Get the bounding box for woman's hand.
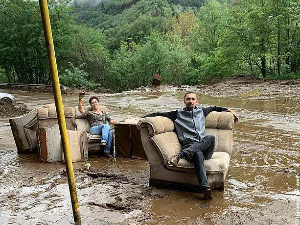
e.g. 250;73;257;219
78;91;86;115
79;91;85;100
110;119;119;124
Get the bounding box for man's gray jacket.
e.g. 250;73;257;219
145;106;228;146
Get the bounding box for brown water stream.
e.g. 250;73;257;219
0;86;299;224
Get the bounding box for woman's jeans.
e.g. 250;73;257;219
90;124;112;154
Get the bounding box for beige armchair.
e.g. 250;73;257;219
9;104;110;161
140;111;234;191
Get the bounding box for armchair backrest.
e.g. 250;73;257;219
37;106;76;130
140;111;234;165
205;112;234;155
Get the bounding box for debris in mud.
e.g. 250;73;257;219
276;167;300;176
59;169;67;177
0;102;29;118
151;73;162;87
87;171;120;179
88;201;133;213
106;202;126;211
93;86;113;94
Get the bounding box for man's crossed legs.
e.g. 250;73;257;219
169;135;215;199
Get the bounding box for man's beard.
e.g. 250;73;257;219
186;103;194;110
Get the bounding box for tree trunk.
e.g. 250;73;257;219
261;38;267;78
285;0;291;73
5;67;12;83
248;55;255;77
277;11;281;76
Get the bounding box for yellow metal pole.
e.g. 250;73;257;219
38;0;81;224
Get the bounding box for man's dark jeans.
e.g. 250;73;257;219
179;135;215;188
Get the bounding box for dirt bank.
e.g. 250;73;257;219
0;102;29;119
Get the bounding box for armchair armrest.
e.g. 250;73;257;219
9;109;38;153
140;116;174;136
140;116;180;166
205;111;234;130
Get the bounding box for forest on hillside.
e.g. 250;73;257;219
0;0;300;92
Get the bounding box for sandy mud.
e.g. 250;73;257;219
0;77;299;224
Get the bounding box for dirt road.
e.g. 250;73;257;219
0;77;299;224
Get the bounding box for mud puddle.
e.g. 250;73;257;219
0;79;300;224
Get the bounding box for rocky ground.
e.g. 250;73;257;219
0;103;29;118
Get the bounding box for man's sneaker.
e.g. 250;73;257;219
203;188;213;200
101;140;107;145
168;154;180;166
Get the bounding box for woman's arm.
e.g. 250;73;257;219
78;92;86;115
106;113;118;124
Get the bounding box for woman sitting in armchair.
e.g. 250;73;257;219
78;92;118;158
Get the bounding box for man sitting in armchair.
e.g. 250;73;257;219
139;91;238;199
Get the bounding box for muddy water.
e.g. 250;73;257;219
0;86;300;224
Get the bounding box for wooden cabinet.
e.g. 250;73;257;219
115;123;147;159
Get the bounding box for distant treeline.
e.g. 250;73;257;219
0;0;299;92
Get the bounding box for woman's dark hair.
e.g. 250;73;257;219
89;96;99;104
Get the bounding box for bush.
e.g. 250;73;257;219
109;31;190;92
59;63;95;90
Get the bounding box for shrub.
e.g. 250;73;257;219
59;63;95;90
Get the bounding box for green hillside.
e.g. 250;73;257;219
73;0;205;50
1;0;300;92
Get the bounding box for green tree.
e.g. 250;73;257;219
59;63;95;89
188;0;233;79
70;25;111;85
136;32;190;85
109;31;190;92
0;0;75;84
190;0;225;55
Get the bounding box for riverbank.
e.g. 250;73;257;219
0;77;299;224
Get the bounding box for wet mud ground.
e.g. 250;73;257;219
0;77;300;224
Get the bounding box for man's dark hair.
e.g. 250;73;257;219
89;96;99;104
184;91;197;99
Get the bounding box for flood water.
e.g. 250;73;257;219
0;87;299;224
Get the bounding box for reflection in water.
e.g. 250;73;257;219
0;89;299;224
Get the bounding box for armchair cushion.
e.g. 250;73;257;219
168;152;230;173
206;129;233;155
88;134;102;142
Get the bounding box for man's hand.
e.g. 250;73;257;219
79;91;85;100
137;118;144;128
227;109;239;123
